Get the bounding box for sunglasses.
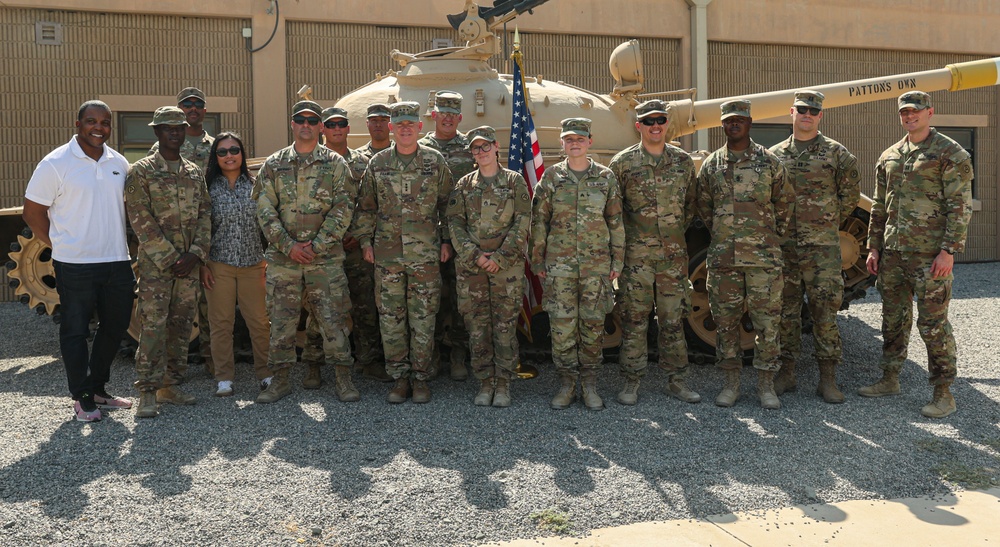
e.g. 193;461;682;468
470;142;493;154
639;116;668;126
180;100;206;109
324;119;349;129
215;146;242;157
292;115;321;126
795;106;821;116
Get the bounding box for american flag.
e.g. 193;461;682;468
508;50;545;341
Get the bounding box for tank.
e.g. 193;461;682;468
6;0;1000;355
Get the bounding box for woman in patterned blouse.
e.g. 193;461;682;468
199;132;271;397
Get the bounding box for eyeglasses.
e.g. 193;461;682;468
180;100;206;109
795;106;821;116
292;115;321;126
324;119;349;129
639;116;668;126
215;146;242;157
470;142;493;154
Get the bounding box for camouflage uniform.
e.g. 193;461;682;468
149;130;215;371
126;151;211;392
420;121;476;375
695;139;791;371
869;127;972;384
610;141;697;381
256;145;355;375
351;144;453;381
300;146;383;371
447;167;531;380
529;159;625;376
770;132;860;368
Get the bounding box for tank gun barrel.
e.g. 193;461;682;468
672;57;1000;137
448;0;550;34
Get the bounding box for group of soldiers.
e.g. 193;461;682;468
31;83;971;421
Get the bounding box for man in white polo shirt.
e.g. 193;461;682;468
23;100;135;422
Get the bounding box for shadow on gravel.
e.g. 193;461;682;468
0;419;130;518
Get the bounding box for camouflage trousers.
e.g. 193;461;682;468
433;258;470;365
544;275;614;375
456;264;524;380
780;244;844;365
300;247;382;368
707;266;782;371
266;260;352;371
618;258;691;380
375;261;441;381
876;250;956;384
134;256;199;392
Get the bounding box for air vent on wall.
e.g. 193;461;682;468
35;21;63;46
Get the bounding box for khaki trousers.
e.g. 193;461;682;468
205;260;271;382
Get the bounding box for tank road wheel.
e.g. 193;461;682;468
684;250;755;358
839;206;875;310
6;227;60;318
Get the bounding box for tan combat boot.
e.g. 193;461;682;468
474;378;495;406
757;370;781;409
156;385;196;405
580;371;604;411
302;363;323;390
550;374;576;410
411;379;431;404
715;368;741;407
387;377;410;404
667;378;701;403
135;391;158;418
617;377;640;406
334;365;360;402
256;368;291;404
773;360;797;396
816;360;845;404
492;377;511;408
921;384;956;418
857;369;900;397
450;345;469;381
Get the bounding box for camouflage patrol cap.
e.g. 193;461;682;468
898;90;932;111
390;101;421;123
177;87;205;103
560;117;592;138
466;126;497;147
148;106;188;127
635;99;670;120
720;99;752;120
367;103;391;118
433;91;463;114
793;90;825;109
322;107;349;122
291;100;323;117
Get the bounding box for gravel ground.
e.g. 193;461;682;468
1;262;999;546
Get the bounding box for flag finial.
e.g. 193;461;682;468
513;27;520;52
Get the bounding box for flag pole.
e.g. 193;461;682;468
509;27;540;380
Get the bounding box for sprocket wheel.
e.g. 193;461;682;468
6;227;59;316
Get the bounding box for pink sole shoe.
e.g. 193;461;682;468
94;393;133;410
74;401;102;422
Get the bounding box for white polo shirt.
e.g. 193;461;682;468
24;136;131;264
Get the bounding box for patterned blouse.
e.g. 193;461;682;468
208;173;264;267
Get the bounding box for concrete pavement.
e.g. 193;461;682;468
488;487;1000;546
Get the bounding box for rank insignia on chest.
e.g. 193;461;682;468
127;184;135;194
402;181;412;194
